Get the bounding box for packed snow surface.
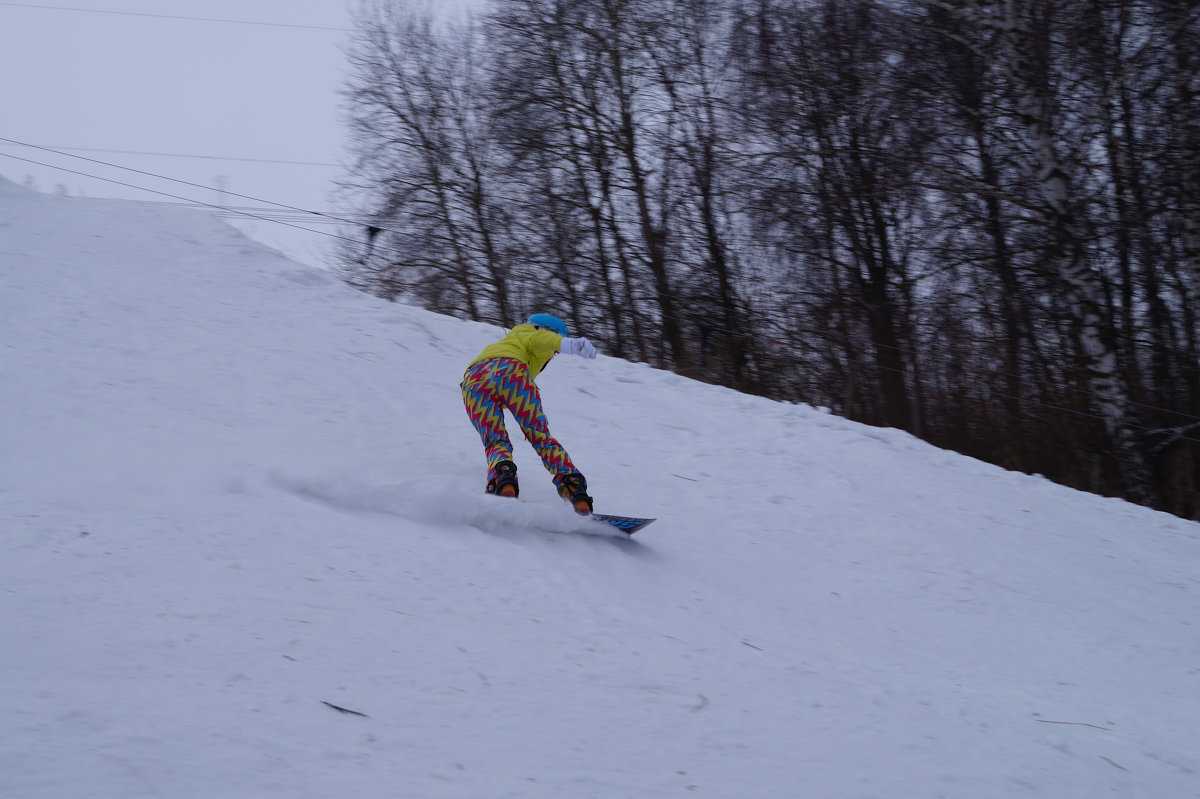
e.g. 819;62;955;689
2;178;1198;798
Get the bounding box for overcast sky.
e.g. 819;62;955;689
0;0;479;267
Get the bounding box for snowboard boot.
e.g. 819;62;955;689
557;473;593;515
486;460;519;498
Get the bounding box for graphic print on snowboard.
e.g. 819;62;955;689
591;514;656;535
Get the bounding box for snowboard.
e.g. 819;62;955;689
590;513;656;535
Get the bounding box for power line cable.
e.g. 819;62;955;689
0;150;364;247
0;148;453;271
0;142;337;167
0;2;351;31
158;202;367;225
0;137;370;232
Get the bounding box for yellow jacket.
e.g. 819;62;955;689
468;324;562;380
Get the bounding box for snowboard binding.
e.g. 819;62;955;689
486;460;519;498
557;472;593;515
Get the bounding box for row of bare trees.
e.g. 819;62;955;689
337;0;1199;519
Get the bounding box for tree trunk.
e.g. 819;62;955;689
996;0;1151;500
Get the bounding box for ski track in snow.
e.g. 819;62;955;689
271;470;629;541
2;178;1199;798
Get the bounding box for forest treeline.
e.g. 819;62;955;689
336;0;1199;519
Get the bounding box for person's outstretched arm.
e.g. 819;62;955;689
559;337;597;359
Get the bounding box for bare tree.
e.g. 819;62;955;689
488;0;691;367
734;0;927;431
341;4;515;324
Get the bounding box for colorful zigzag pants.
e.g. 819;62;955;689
461;358;579;488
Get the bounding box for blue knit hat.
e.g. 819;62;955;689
527;313;569;337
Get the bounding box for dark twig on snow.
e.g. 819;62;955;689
322;701;369;718
1035;719;1112;731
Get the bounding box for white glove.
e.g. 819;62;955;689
560;336;597;359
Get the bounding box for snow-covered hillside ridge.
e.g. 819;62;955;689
2;176;1198;799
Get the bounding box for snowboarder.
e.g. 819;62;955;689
461;313;598;513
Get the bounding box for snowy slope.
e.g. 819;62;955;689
2;177;1198;799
